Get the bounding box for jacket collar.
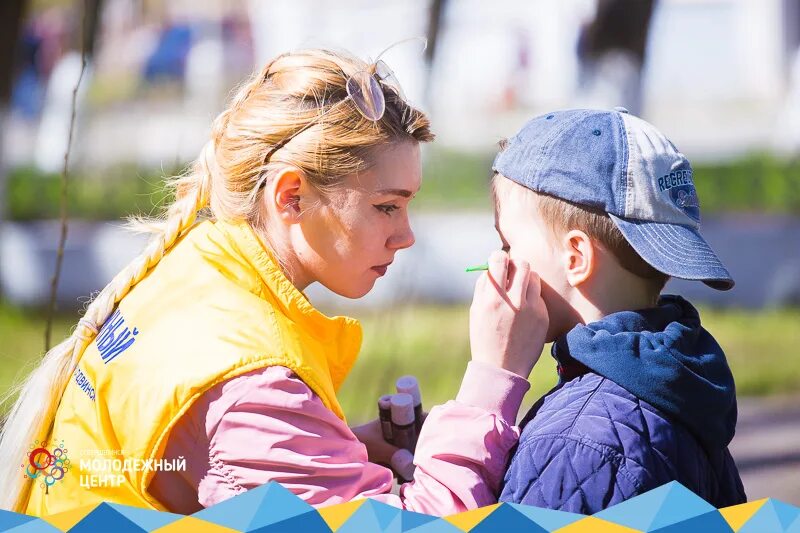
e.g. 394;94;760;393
211;219;362;389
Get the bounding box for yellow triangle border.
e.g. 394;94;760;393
443;502;502;531
718;498;769;532
318;498;367;531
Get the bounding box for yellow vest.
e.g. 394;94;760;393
24;220;362;516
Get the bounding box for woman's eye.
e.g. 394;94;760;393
375;204;399;215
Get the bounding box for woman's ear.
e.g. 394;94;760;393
563;229;595;287
268;167;305;223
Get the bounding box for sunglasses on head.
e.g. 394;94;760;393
259;59;406;171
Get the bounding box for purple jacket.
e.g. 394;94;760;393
500;296;747;513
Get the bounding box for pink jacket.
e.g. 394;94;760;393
147;361;529;516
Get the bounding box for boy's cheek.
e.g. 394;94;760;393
539;281;578;342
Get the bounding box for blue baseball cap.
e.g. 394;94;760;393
492;107;733;290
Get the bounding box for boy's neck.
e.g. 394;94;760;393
575;294;659;325
571;271;661;325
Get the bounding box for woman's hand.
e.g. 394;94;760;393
469;250;549;379
351;418;400;466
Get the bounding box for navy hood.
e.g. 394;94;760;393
553;295;737;450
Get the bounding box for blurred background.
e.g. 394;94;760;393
0;0;798;504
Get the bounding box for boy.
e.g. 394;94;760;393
492;108;746;512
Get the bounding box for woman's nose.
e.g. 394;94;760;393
388;221;415;250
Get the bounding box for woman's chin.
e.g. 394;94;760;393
325;278;376;300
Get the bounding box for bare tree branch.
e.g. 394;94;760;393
45;2;89;351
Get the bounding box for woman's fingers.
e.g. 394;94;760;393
526;267;543;303
486;250;508;294
469;249;549;379
508;259;531;308
351;418;401;465
484;250;530;310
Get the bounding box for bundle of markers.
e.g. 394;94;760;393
378;375;424;483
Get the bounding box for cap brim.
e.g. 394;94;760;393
608;214;734;291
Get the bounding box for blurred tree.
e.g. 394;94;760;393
577;0;656;114
0;0;28;299
0;1;28;104
423;0;446;106
580;0;655;66
0;0;28;207
83;0;102;58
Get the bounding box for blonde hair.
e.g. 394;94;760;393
491;172;669;294
0;48;433;512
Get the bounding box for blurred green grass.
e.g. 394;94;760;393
5;151;800;220
2;303;798;423
0;305;75;407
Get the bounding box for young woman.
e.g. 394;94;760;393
0;48;547;516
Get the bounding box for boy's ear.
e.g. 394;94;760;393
268;167;306;223
562;229;595;287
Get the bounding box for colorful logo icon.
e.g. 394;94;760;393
22;439;70;494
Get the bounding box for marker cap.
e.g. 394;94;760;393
390;393;415;426
396;376;421;405
391;448;416;481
